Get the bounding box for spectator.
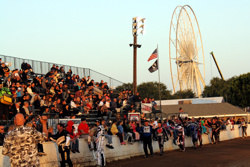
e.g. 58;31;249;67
78;118;89;138
100;120;114;149
141;120;153;158
0;125;5;146
21;101;32;116
239;118;247;138
151;98;157;109
27;84;34;96
123;119;133;144
66;120;80;153
142;98;150;103
87;125;97;151
2;113;48;166
50;123;73;167
131;121;140;141
111;120;126;145
117;121;124;140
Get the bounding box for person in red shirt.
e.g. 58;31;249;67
66;120;79;153
78;118;89;137
142;98;150;103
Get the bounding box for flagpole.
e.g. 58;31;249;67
157;44;162;113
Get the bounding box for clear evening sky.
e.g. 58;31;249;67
0;0;249;92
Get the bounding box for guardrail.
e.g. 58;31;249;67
0;54;124;88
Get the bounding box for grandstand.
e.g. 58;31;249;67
0;54;128;128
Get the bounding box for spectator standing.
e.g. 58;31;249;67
187;117;199;149
96;119;106;167
155;121;168;156
239;118;247;138
211;117;220;144
141;120;153;158
51;123;73;167
2;113;48;166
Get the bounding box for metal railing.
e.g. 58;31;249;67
0;54;124;89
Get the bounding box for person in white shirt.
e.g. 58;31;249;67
26;84;34;96
99;99;105;107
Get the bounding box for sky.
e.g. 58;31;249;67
0;0;249;92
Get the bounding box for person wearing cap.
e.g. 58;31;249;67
141;120;153;158
155;120;169;156
16;87;22;98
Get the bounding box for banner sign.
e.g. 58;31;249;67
141;103;152;113
128;113;140;122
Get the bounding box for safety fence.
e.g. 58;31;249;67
0;54;124;89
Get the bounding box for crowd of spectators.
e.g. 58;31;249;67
0;59;248;163
0;61;144;122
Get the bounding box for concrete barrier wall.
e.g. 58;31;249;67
0;125;248;167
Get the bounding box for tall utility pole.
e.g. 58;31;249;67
130;16;145;95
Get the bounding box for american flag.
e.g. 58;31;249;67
147;48;157;62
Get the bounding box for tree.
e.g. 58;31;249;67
202;77;230;98
137;82;171;100
228;73;250;108
202;73;250;108
114;83;133;93
172;89;195;99
115;82;171;100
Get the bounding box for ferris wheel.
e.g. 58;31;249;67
169;5;205;97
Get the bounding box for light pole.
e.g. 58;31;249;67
129;16;145;95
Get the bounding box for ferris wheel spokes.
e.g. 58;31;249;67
169;5;205;97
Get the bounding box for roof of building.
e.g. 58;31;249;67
161;102;246;118
156;97;224;106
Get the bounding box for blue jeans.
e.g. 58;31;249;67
71;138;79;150
105;134;112;144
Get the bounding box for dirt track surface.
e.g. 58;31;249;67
107;137;250;167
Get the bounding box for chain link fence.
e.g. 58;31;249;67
0;54;124;89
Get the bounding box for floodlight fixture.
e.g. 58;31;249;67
132;16;146;36
130;16;145;95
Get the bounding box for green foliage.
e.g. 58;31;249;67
115;73;250;108
115;82;189;100
114;83;133;93
172;89;195;99
228;73;250;108
137;82;171;100
202;77;230;98
203;73;250;108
